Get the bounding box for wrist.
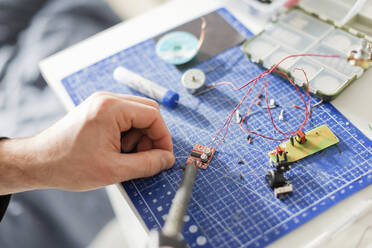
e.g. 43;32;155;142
0;137;48;194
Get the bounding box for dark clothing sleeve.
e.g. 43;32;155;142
0;137;11;222
0;195;11;222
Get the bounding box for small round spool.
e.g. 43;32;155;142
181;68;206;94
156;31;199;65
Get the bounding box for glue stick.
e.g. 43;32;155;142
113;66;179;108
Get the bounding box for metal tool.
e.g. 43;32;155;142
181;68;206;95
146;162;198;248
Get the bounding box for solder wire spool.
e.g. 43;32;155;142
156;18;206;65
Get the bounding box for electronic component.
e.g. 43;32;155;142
266;125;339;198
265;150;293;199
181;69;206;94
274;184;293;198
266;145;294;199
295;130;306;144
203;147;212;156
247;135;252;144
186;144;216;169
268;125;339;163
348;39;372;69
190;151;201;158
200;153;209;163
235;110;242;124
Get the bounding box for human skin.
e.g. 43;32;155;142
0;92;175;194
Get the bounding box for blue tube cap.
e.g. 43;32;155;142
161;90;179;108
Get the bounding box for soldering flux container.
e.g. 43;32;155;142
113;66;179;108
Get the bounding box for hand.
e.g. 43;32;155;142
0;92;175;194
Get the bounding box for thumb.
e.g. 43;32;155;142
114;149;175;180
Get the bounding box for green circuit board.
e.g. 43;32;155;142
268;125;339;163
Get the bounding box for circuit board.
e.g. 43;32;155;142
268;125;339;163
186;144;216;170
60;8;372;248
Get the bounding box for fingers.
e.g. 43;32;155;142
137;136;153;152
93;92;159;109
107;92;166;151
121;129;154;152
113;149;175;180
88;92;173;152
114;100;173;152
121;129;143;152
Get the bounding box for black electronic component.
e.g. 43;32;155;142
266;151;294;199
265;170;293;199
247;135;252;144
265;170;287;189
190;151;201;158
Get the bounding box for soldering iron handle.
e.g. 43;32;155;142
162;163;198;238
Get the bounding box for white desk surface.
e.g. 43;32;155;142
40;0;372;247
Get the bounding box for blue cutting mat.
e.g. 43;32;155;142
61;8;372;248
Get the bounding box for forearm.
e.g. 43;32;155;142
0;138;43;195
0;93;175;194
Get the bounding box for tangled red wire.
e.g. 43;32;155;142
210;53;340;147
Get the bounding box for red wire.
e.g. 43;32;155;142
210;53;340;147
264;69;310;136
211;79;258;147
